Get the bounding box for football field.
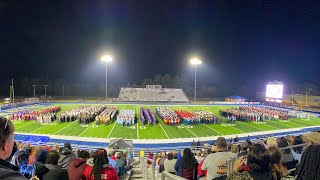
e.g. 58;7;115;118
9;104;320;139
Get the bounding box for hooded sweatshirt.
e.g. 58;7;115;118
68;158;88;180
58;148;75;169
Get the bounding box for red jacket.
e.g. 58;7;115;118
83;165;119;180
68;158;88;180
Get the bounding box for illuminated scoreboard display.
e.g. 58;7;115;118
266;82;283;103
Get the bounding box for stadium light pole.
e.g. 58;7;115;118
101;55;113;99
190;57;202;101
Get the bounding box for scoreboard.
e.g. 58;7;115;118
266;82;283;103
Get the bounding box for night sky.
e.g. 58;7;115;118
0;0;320;96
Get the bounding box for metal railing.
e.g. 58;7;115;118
161;171;187;180
140;157;156;180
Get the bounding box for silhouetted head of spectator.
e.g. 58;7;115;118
216;137;228;151
296;145;320;180
78;150;90;160
45;150;60;165
247;144;271;174
0;117;15;161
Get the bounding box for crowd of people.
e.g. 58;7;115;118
175;110;197;124
59;106;106;124
220;106;290;123
9;106;61;123
116;110;135;126
145;130;320;180
193;110;221;124
156;107;180;125
0;116;134;180
140;108;156;126
95;107;118;125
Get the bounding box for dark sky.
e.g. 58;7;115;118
1;0;320;93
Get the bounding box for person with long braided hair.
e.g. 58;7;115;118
296;145;320;180
83;149;118;180
174;148;198;180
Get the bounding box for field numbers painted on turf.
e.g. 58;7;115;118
92;125;99;128
129;126;136;129
221;123;235;127
140;126;146;129
80;124;89;128
177;125;184;129
186;125;193;129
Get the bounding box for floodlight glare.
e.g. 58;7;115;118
100;55;113;62
190;58;202;65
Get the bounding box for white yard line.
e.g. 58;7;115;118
53;120;77;135
107;122;117;139
181;124;198;137
268;120;292;128
137;122;139;139
229;126;246;133
15;121;36;129
202;124;223;135
237;121;264;131
30;124;48;133
261;123;280;130
79;123;94;136
159;124;170;138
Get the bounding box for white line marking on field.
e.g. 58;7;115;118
79;123;94;136
268;120;292;128
202;124;223;135
107;122;117;139
137;122;139;139
229;126;246;133
181;124;198;137
15;121;36;129
237;121;263;131
30;124;48;133
159;124;170;138
53;121;77;135
262;123;280;130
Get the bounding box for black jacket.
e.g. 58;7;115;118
0;158;27;180
35;164;69;180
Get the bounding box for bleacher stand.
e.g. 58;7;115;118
118;86;189;102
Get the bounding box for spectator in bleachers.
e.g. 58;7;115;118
68;150;90;180
202;137;237;180
296;145;320;180
174;148;198;180
0;117;27;180
195;151;204;163
164;153;176;174
267;137;277;147
304;131;320;145
292;135;303;162
58;142;75;169
83;149;118;180
33;148;48;166
11;150;34;179
107;151;119;174
238;141;249;157
268;146;291;180
277;137;294;163
227;144;275;180
29;146;43;164
35;150;69;180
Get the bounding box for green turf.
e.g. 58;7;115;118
10;103;320;139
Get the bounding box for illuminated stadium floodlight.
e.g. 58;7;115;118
100;55;113;62
100;54;113;99
190;57;202;101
